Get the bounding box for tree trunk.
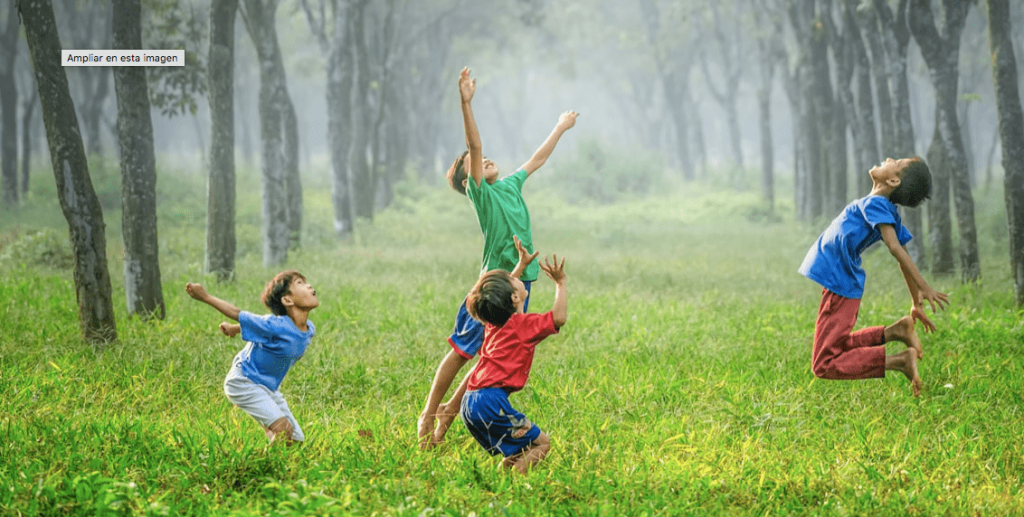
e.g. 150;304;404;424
18;0;117;344
206;0;238;280
350;0;373;219
873;0;924;266
0;2;18;208
845;0;879;195
242;0;291;267
282;95;302;248
908;0;980;283
986;0;1024;306
19;87;38;197
113;0;164;319
925;118;955;275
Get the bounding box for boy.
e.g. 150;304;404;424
461;253;567;474
798;157;949;397
185;270;318;443
417;66;578;448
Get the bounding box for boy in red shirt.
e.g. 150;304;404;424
461;252;567;474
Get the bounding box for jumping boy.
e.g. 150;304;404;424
185;271;318;443
799;157;949;397
417;66;578;448
461;252;567;473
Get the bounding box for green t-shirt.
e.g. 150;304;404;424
466;168;538;281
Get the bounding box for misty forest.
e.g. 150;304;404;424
2;0;1024;515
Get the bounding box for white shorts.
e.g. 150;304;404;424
223;364;304;442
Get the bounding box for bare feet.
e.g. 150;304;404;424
885;348;922;398
885;315;922;359
511;418;533;439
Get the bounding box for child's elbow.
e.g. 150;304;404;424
553;314;567;329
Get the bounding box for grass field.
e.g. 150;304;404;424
1;160;1022;516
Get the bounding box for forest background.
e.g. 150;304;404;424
2;0;1024;515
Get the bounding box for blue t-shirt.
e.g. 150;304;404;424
798;195;912;299
466;168;538;282
236;311;315;392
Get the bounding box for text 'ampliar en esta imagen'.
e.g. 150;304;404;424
62;50;184;67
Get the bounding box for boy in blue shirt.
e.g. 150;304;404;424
186;270;318;443
799;157;949;397
417;67;578;448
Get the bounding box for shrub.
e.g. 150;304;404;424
0;228;75;269
552;138;665;204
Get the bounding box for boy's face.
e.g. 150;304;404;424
869;157;910;188
284;277;319;311
482;158;499;184
510;277;528;313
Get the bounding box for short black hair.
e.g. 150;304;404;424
466;270;516;327
446;150;469;196
889;157;931;208
261;270;305;316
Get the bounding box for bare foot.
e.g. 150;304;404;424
511;418;533;439
886;348;922;398
885;315;922;359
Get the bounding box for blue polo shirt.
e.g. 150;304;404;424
236;311;315;392
799;195;912;299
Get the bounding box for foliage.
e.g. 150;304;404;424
143;0;208;117
551;138;665;204
0;227;74;269
1;161;1022;515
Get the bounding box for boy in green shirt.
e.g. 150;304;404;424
417;67;578;449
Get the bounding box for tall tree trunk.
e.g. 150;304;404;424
0;1;19;208
206;0;238;280
282;96;302;248
845;0;879;195
873;0;924;266
986;0;1024;306
909;0;980;283
925;116;955;275
698;2;745;175
18;0;117;344
19;86;38;197
242;0;291;267
113;0;164;319
349;0;373;219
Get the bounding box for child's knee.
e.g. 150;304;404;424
533;432;550;451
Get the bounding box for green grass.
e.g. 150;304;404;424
1;159;1022;516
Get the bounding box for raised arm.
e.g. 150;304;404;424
520;111;579;176
185;282;242;321
879;225;949;331
510;235;540;279
459;67;484;188
539;255;568;328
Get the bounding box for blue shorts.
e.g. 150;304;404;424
449;280;531;358
461;387;542;457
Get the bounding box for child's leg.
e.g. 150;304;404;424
268;389;304;442
419;300;482;447
418;348;470;442
503;432;550;474
885;348;922;397
224;369;300;442
812;289;886;379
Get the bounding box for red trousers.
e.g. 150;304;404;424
812;288;886;379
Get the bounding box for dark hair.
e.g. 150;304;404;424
466;270;516;326
889;157;931;207
446;150;470;196
261;270;305;316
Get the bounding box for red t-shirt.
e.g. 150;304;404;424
467;311;560;392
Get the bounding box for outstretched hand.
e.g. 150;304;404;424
185;282;209;302
539;255;566;284
557;110;579;130
514;235;539;268
219;322;241;338
459;67;475;103
911;305;936;333
918;286;950;314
